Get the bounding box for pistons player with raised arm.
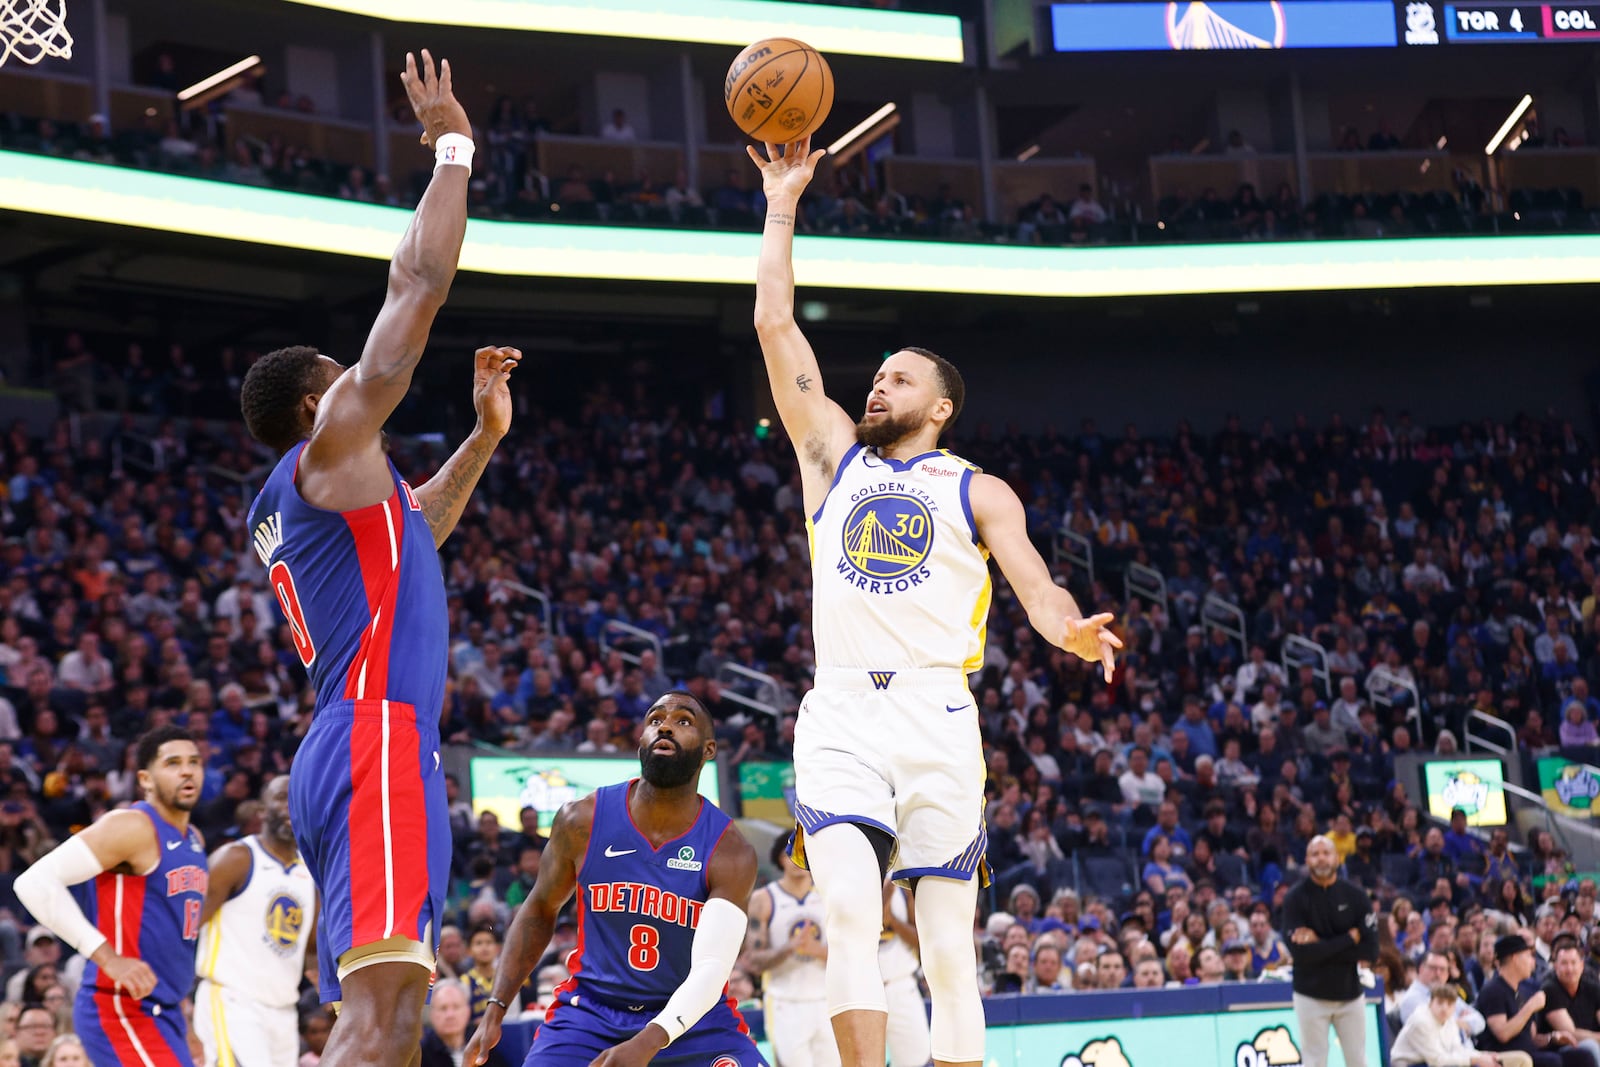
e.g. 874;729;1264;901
463;691;765;1067
238;50;519;1067
15;726;207;1066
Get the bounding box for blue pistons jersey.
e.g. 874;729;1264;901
560;780;736;1010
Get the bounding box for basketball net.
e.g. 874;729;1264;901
0;0;72;66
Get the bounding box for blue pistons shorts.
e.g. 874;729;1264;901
527;987;769;1067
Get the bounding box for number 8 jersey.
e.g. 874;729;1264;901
807;445;993;673
555;780;736;1011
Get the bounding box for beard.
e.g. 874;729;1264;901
639;740;702;789
855;406;926;449
155;781;198;813
266;814;295;845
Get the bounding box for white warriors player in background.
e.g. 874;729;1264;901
743;837;836;1067
748;135;1120;1067
194;777;317;1067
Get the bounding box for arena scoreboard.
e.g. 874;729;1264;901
1048;0;1600;50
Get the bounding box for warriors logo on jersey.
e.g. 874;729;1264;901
264;894;304;955
809;446;991;672
840;493;934;587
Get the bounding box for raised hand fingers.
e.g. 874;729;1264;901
764;140;780;162
439;57;452;97
420;48;437;91
745;144;766;168
1100;639;1116;684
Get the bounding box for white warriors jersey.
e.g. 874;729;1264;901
809;445;992;673
196;836;317;1008
879;886;920;982
763;881;827;1000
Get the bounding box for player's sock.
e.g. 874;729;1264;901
804;822;889;1015
914;877;985;1063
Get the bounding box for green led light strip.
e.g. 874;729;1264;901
3;152;1599;296
278;0;965;63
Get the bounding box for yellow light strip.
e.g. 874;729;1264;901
277;0;965;63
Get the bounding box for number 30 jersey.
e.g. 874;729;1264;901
808;445;993;673
557;781;736;1012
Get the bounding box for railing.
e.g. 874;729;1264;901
1123;562;1168;618
1201;592;1246;653
1464;708;1518;756
496;581;552;633
1053;527;1094;586
1281;634;1331;697
599;619;663;667
111;431;159;475
1366;665;1424;741
715;663;784;720
1497;779;1600;875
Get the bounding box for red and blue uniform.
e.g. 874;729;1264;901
72;802;207;1066
529;780;765;1067
248;442;451;1002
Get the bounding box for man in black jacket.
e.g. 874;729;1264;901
1283;835;1379;1067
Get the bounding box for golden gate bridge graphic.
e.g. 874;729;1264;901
1165;2;1287;48
844;503;929;578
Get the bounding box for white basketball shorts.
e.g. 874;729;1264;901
193;979;299;1067
792;667;987;884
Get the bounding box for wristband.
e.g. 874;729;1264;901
485;996;509;1012
435;133;474;172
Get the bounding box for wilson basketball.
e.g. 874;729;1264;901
724;38;833;142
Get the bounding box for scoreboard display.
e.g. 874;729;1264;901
1048;0;1600;50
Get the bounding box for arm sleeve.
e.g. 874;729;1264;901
13;836;108;959
649;896;747;1046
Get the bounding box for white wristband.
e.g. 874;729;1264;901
434;133;474;172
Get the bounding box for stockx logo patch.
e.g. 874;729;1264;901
667;846;703;872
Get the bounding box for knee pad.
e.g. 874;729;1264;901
914;877;985;1063
803;823;888;1016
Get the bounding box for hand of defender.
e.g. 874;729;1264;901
1059;613;1121;684
473;346;521;440
402;48;472;149
99;952;157;1000
464;1011;502;1067
745;136;827;201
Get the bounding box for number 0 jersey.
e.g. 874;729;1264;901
247;441;448;720
196;836;317;1009
556;781;736;1012
808;445;992;673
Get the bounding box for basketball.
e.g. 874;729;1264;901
723;37;834;143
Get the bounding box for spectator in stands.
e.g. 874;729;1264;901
1067;184;1107;227
1027;942;1068;993
1543;939;1600;1064
600;108;637;142
13;1005;54;1067
1391;984;1498;1067
1481;932;1589;1066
